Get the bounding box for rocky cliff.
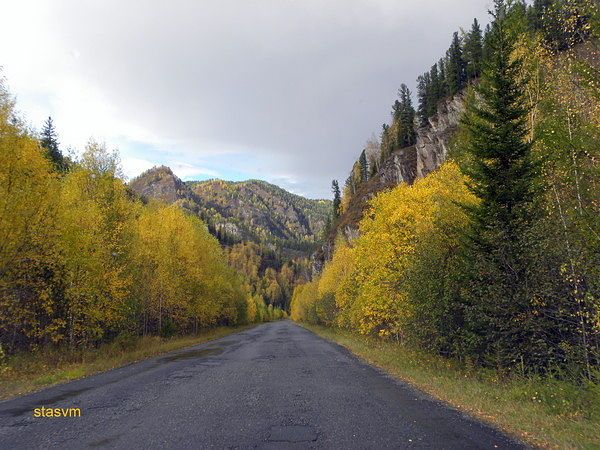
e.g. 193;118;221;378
314;92;466;275
128;165;194;204
415;92;466;179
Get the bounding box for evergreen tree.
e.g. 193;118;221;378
482;23;493;63
380;123;392;163
416;74;430;126
359;150;368;182
428;64;441;117
527;0;553;30
437;58;447;98
464;18;484;79
322;214;332;241
390;101;403;152
40;117;66;172
391;99;402;122
446;31;467;96
398;84;416;146
331;180;341;220
459;0;545;370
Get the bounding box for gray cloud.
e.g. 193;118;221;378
3;0;490;198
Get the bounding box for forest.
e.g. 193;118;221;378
292;0;599;380
0;86;286;358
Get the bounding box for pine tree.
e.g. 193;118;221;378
526;0;552;30
438;58;447;98
331;180;341;220
460;0;544;370
40;117;66;172
417;74;430;126
446;32;467;96
322;214;332;240
428;64;441;117
464;18;483;79
482;24;493;63
380;123;392;163
398;84;416;146
359;150;368;182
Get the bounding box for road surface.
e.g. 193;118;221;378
0;320;526;449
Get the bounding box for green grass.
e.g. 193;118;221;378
301;323;600;450
0;324;256;401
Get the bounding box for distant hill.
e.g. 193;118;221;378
129;166;331;254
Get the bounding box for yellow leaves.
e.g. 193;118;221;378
291;162;476;339
132;202;245;332
0;82;277;353
0;84;62;348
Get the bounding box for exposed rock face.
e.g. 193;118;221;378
415;92;465;178
379;146;417;185
368;93;465;192
313;92;466;275
128;165;193;204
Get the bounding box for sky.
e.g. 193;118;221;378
0;0;490;199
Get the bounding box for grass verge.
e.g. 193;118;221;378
301;323;600;449
0;324;257;401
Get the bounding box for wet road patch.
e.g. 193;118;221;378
267;425;317;443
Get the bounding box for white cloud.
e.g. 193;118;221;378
121;157;156;181
168;162;220;180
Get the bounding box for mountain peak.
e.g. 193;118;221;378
129;166;332;254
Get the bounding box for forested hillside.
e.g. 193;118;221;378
129;166;330;310
295;0;599;380
189;178;330;251
130;167;330;252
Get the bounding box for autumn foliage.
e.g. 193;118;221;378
0;83;283;354
293;0;599;378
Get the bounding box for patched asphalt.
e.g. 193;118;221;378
0;320;527;449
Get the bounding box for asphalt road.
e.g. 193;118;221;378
0;320;526;449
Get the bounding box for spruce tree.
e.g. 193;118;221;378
446;32;467;96
526;0;552;30
460;0;544;370
40;116;66;172
331;180;341;219
359;150;368;182
426;65;439;117
437;58;447;98
464;18;483;79
398;84;416;146
416;74;430;126
482;24;493;63
380;123;391;163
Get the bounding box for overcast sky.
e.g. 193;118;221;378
1;0;490;198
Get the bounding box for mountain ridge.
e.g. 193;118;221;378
129;166;331;253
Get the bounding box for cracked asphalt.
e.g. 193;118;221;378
0;320;527;449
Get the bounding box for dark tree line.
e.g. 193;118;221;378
417;20;483;126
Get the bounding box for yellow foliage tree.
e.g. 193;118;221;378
57;141;135;347
0;84;60;350
291;163;476;341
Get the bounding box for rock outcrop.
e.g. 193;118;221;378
379;146;417;185
415;92;466;178
128;165;193;204
313;92;466;275
372;92;466;192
